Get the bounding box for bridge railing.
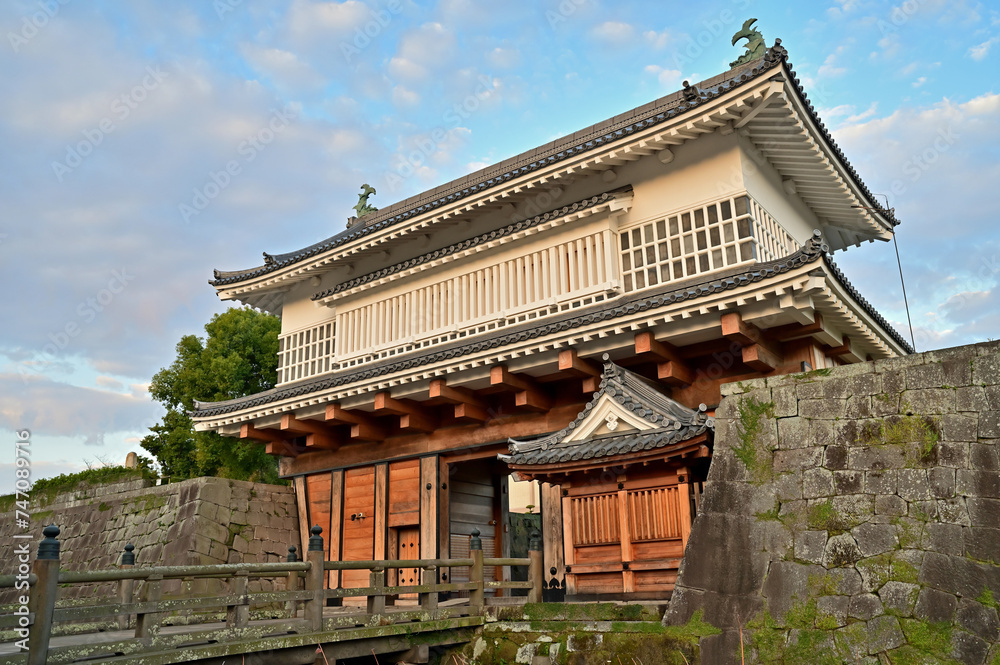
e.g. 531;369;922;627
4;524;542;665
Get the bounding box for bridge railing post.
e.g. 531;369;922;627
286;546;300;618
134;572;163;638
227;570;250;628
367;567;386;615
469;528;484;612
420;564;438;612
304;525;325;632
528;529;543;604
27;525;60;665
117;543;136;630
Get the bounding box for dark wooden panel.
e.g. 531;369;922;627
306;473;332;559
574;572;624;594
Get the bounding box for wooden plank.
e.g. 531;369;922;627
420;457;439;570
293;476;309;559
558;349;602;378
438;460;451;578
540;483;565;591
658;359;695;386
428;379;486;407
678;482;693;546
489;365;551;411
239;423;285;443
562;495;576;596
329;470;343;589
375;463;388;562
618;488;634;593
325;403;385;441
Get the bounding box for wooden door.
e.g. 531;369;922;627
449;459;500;592
396;527;420;599
341;466;375;592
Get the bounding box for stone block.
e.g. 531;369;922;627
777;417;811;450
914;587;958;622
802;467;834;498
873;391;900;418
972;353;1000;386
865;615;904;654
851;523;897;557
761;521;793;557
970;443;1000;471
937;497;971;526
774;448;824;474
701;481;776;515
897;469;932;501
845;395;874;419
958;470;1000;499
828;567;863;596
920;552;991;599
816;595;850;627
794;530;827;564
938;442;970;468
980;412;1000;437
796;380;826;400
233;534;249;554
928;467;957;499
875;494;907;517
800;398;847;419
761;561;823;622
824;533;863;568
849;445;908;471
772;386;797;418
810;420;837;448
865;469;897;494
903;388;957;415
968;498;1000;527
987;386;1000;410
965;527;1000;565
951;630;989;665
188;515;231;545
834;470;864;493
208;540;228;562
878;581;919;615
957;599;1000;642
925;522;965;557
831;494;875;528
956;385;989;413
904;363;950;390
824;445;848;470
849;593;884;621
774;473;802;501
672;513;767;595
940;414;979;442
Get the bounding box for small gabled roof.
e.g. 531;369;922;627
501;358;714;467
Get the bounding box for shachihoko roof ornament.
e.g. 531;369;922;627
731;18;766;67
347;184;378;229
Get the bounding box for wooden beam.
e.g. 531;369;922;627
454;402;492;424
721;312;783;372
280;414;338;438
490;365;552;412
769;312;826;342
427;379;485;407
634;331;681;362
559;349;603;393
264;440;302;457
303;433;340;451
657;360;695;387
374;393;437;433
325;403;385;441
240;423;285;443
825;338;853;358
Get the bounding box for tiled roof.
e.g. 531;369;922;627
500;359;713;466
209;41;894;288
193;231;897;420
313;188;630;301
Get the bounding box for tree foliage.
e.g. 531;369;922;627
142;307;281;483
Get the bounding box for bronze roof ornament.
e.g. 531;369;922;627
347;183;378;228
731;18;767;67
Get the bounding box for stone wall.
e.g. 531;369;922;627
665;341;1000;664
0;476;299;604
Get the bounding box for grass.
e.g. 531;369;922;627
857;409;940;466
732;395;776;483
0;466;153;511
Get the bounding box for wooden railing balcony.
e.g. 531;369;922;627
1;525;543;665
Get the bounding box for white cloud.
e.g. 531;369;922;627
392;85;421;107
818;46;848;78
846;102;879;123
240;45;325;90
643;29;671;50
96;376;124;391
968;36;999;61
912;77;927;88
644;64;682;89
485;47;521;69
590;21;635;46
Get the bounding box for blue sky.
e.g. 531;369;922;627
1;0;998;491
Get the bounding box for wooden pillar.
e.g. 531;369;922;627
540;483;565;594
374;463;388;562
117;543;135;630
329;470;344;590
294;476;309;559
227;571;249;628
469;528;484;611
286;546;300;617
527;530;543;604
438;460;451;577
27;525;60;665
134;573;163;638
304;525;325;632
367;567;386;615
617;485;635;593
420;457;439;584
561;494;576;596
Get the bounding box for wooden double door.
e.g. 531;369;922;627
561;472;693;597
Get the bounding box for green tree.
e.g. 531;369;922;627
142;307;282;483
